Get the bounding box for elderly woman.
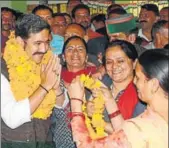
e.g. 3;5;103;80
51;36;97;148
61;36;97;85
68;49;168;148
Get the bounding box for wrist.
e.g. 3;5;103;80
108;110;121;119
68;112;85;120
71;101;83;112
40;83;51;91
39;84;49;93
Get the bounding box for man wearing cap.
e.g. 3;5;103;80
138;4;159;47
106;13;146;56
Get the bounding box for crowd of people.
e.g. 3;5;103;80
1;0;169;148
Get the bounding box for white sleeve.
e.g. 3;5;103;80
55;89;69;109
1;74;31;129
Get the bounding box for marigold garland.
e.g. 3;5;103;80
3;31;56;120
80;74;107;140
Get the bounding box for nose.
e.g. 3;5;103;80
112;61;118;69
73;48;79;54
39;42;49;53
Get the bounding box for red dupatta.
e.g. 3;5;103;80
117;82;138;120
61;66;97;84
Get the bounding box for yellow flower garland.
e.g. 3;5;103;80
3;31;56;120
80;74;107;140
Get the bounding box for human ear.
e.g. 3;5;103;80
155;16;160;22
150;78;160;94
133;59;138;70
16;36;25;49
84;35;88;43
62;54;65;62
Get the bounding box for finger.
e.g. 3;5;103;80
54;65;61;86
41;64;45;73
46;54;54;72
56;57;61;73
52;55;58;72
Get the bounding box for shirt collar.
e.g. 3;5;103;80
138;29;151;42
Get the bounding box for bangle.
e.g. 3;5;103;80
67;112;85;120
108;110;121;119
56;90;64;97
39;84;49;93
71;98;83;104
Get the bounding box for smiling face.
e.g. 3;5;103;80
52;16;67;36
23;29;50;64
64;38;87;71
35;9;53;26
1;11;14;31
139;9;158;31
74;8;91;29
105;45;134;83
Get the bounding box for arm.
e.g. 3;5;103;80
68;77;131;148
71;116;132;148
1;74;31;129
1;55;60;129
92;85;125;131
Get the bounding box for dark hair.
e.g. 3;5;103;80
62;36;87;53
107;4;123;14
108;8;127;18
160;6;169;11
32;4;53;16
164;44;169;49
139;49;169;93
72;4;90;18
53;12;66;19
106;40;138;61
1;7;14;14
14;11;24;20
141;4;159;16
62;12;72;19
91;14;106;23
15;14;50;39
151;20;168;41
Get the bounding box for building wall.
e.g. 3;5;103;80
1;1;11;8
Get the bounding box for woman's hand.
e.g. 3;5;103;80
53;63;62;91
68;76;85;100
100;87;113;103
92;65;106;80
68;76;85;112
40;54;61;91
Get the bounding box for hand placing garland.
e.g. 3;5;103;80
80;74;107;140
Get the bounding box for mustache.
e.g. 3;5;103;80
81;21;88;24
33;52;47;55
139;20;147;23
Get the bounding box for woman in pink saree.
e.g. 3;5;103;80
67;49;168;148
